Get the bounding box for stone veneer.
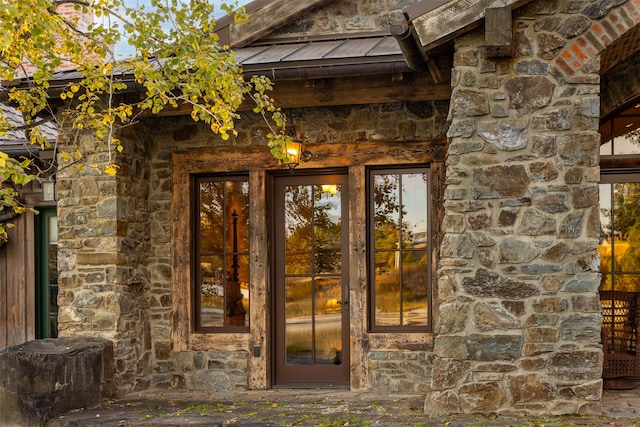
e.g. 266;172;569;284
150;102;447;390
56;130;151;393
51;0;640;412
368;351;434;393
425;0;608;415
56;101;448;395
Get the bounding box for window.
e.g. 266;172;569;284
600;103;640;156
598;102;640;378
194;175;250;332
369;168;431;331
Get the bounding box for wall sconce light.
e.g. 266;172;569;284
285;139;302;171
42;178;56;202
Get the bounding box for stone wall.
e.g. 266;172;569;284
57;130;151;394
426;0;606;415
140;100;447;391
368;351;434;393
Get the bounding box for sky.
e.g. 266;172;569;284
112;0;228;57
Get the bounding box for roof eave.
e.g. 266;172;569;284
216;0;336;49
407;0;533;51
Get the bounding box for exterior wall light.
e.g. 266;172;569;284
285;139;302;171
42;178;56;202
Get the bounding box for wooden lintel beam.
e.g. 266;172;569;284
144;73;451;118
485;7;513;58
172;140;448;173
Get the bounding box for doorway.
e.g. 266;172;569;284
273;173;350;385
36;207;58;339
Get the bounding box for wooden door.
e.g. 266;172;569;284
273;173;350;385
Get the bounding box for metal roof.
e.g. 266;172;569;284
237;35;404;70
38;33;408;86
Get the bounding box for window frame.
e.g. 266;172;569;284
192;173;250;333
367;166;433;333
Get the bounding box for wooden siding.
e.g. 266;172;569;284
0;212;36;348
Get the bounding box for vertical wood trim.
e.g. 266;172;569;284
349;165;369;390
25;211;36;341
7;215;26;346
430;161;446;329
172;172;192;351
0;233;7;347
248;170;270;389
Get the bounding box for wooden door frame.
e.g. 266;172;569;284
171;140;445;390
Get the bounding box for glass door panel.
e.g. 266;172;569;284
275;174;349;384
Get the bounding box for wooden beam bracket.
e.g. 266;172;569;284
485;6;513;58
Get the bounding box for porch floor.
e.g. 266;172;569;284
48;383;640;426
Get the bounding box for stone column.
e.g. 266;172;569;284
426;1;603;415
56;130;151;394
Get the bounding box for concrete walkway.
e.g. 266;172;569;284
48;386;640;426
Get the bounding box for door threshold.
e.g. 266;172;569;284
272;383;349;390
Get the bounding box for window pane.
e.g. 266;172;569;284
600;273;640;293
285;276;313;365
225;180;250;253
402;250;429;326
611;183;640;272
285;185;313;275
196;176;250;330
315;276;342;365
402;173;428;247
613;117;640;155
370;168;430;330
200;255;225;327
599;184;613;273
314;185;342;274
374;251;401;326
374;174;400;250
226;254;249;327
200;181;224;253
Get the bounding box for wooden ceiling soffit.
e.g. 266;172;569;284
410;0;532;52
217;0;335;49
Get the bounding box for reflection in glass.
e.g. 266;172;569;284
600;115;640;155
371;170;429;328
48;215;58;337
374;174;400;250
285;277;313;365
284;184;343;366
197;177;250;329
315;277;342;365
599;182;640;287
285;185;313;275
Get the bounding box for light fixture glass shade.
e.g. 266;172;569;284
285;139;302;169
42;180;56;202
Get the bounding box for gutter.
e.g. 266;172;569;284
243;60;412;81
390;24;429;72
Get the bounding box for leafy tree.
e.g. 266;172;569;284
0;0;291;240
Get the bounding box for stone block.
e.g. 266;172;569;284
0;337;114;426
